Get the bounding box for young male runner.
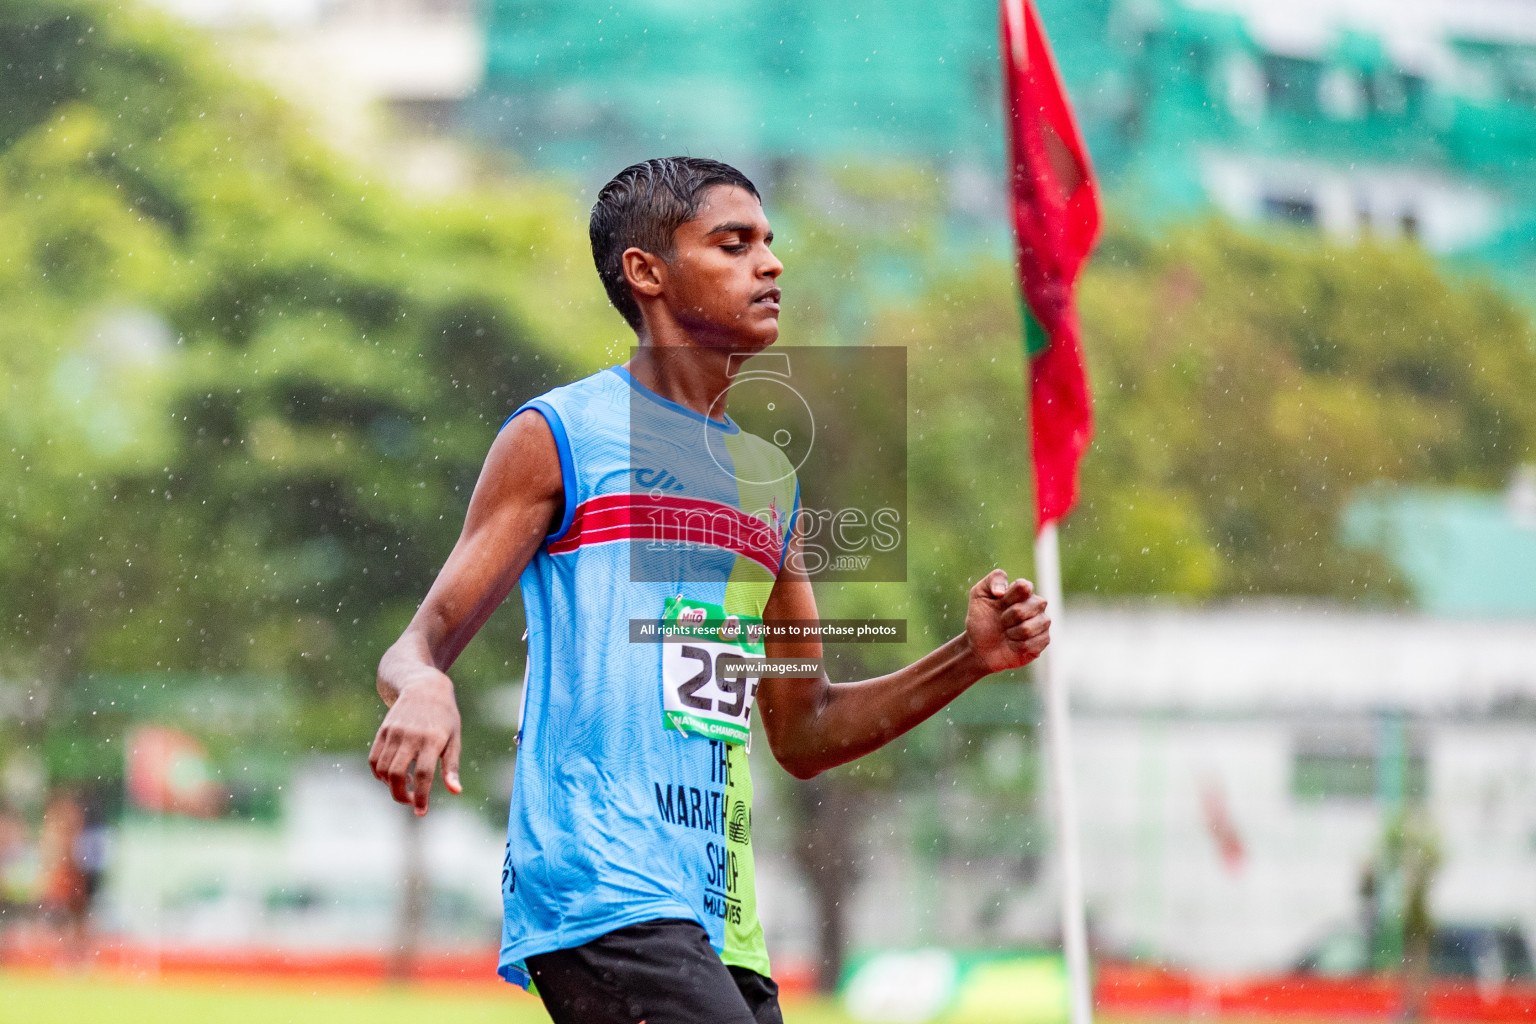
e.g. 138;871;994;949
369;157;1051;1024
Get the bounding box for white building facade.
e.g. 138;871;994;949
1061;607;1536;974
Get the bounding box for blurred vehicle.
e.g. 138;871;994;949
1294;924;1535;983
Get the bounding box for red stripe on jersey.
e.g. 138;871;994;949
548;493;782;574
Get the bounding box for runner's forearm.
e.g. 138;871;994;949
375;549;511;705
761;633;988;778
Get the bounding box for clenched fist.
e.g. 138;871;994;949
964;569;1051;675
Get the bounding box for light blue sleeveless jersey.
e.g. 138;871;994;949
498;366;798;986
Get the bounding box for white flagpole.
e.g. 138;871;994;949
1004;0;1093;1014
1034;519;1093;1024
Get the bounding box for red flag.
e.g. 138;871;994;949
1200;778;1247;873
1001;0;1101;529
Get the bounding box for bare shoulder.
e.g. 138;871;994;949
468;408;564;524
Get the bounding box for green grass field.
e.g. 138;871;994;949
0;971;862;1024
2;970;1291;1024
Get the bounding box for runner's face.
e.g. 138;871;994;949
664;186;782;350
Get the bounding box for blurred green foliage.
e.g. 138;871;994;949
1070;219;1536;599
2;0;1534;816
0;0;620;796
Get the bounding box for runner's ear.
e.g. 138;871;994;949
622;247;666;298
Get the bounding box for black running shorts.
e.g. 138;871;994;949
524;917;784;1024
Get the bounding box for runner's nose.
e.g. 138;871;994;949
760;248;783;279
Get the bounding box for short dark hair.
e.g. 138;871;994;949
590;157;761;331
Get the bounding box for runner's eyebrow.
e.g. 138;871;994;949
705;221;763;237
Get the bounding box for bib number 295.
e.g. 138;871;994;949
677;645;749;717
662;640;759;745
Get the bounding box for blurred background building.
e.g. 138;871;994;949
146;0;1536;289
104;758;503;951
474;0;1536;286
1065;606;1536;973
145;0;485;190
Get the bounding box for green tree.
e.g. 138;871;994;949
0;0;621;791
1069;218;1536;599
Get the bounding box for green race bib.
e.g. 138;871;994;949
660;596;765;745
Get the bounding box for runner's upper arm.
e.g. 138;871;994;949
413;408;566;669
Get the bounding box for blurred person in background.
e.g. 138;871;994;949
1359;862;1381;970
72;792;111;944
37;789;93;961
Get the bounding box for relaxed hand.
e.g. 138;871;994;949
368;672;463;815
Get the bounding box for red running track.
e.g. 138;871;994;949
1097;961;1536;1021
